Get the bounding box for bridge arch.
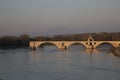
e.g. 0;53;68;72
95;42;115;49
38;42;59;49
67;42;86;49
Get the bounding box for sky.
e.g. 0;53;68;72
0;0;120;36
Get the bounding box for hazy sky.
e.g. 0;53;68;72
0;0;120;36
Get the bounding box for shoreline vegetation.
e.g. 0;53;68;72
0;32;120;48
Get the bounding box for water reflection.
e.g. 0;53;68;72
0;46;120;80
29;46;116;63
85;49;98;54
31;45;116;57
28;46;120;80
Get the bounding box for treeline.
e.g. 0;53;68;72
0;34;31;48
34;32;120;41
0;32;120;48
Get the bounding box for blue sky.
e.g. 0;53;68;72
0;0;120;36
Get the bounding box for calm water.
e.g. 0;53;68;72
0;45;120;80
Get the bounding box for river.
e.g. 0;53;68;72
0;45;120;80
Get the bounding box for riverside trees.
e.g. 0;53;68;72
0;34;31;48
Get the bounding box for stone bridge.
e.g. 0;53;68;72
29;36;120;50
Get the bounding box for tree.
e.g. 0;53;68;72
19;34;31;46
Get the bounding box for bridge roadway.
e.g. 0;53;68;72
30;41;120;50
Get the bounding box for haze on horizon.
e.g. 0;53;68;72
0;0;120;36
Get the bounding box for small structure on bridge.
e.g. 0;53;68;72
88;35;94;41
29;35;120;50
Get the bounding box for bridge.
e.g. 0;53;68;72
29;35;120;50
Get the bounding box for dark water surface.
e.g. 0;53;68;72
0;45;120;80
